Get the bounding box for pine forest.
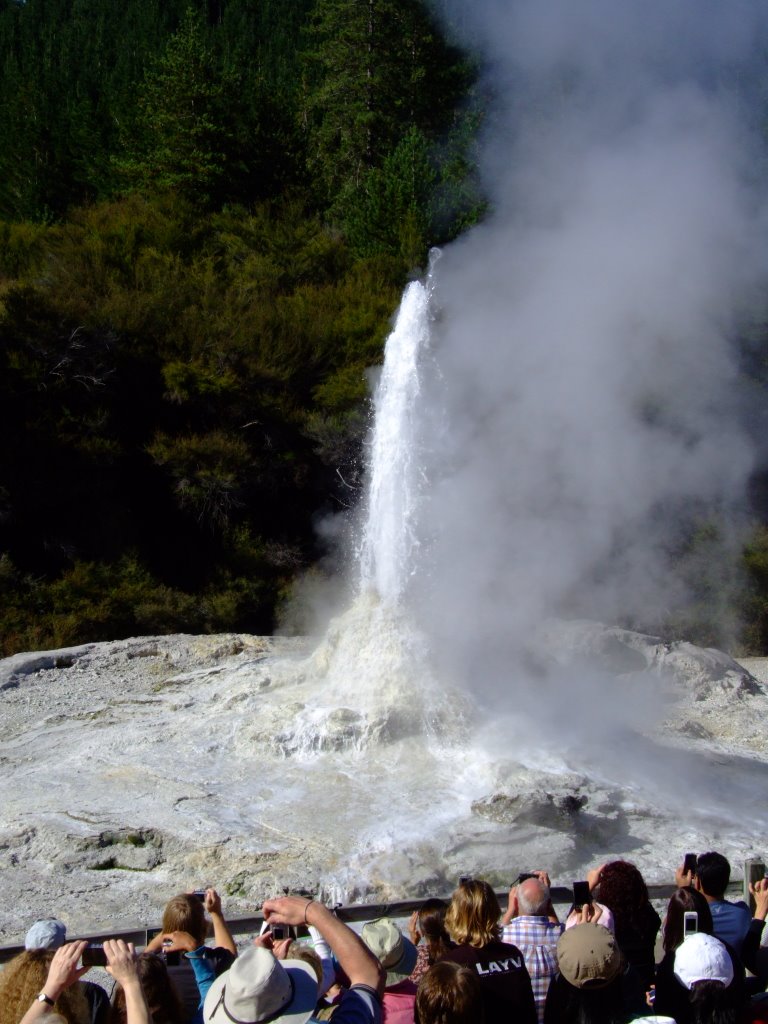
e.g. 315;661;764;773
1;0;768;656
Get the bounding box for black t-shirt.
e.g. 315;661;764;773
443;939;537;1024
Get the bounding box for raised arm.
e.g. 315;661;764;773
263;896;384;996
19;940;88;1024
743;878;768;975
104;940;150;1024
502;885;519;926
205;888;237;956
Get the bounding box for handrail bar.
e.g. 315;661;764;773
0;879;750;966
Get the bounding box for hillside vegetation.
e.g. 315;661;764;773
1;0;767;655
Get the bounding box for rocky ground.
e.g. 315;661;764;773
1;625;767;947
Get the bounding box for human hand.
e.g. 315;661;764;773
675;863;694;888
104;940;138;986
533;870;551;887
271;938;292;960
43;941;89;1000
750;878;768;920
161;930;198;953
504;885;519;924
263;896;316;928
204;888;223;916
570;903;602;927
408;911;421;946
646;985;656;1008
586;864;606;892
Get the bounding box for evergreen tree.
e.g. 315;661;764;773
344;126;435;263
301;0;478;263
117;8;235;206
302;0;473;207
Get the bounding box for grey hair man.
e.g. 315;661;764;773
501;872;563;1024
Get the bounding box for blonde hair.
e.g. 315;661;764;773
161;894;207;946
0;950;89;1024
444;880;501;948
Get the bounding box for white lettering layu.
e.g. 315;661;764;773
475;957;522;975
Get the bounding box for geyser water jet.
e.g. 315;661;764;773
358;274;432;608
278;256;470;754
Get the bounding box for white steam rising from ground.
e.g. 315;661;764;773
411;0;768;701
259;0;768;885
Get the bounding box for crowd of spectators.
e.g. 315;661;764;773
2;850;768;1024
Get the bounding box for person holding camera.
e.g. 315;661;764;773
22;919;110;1024
588;860;660;990
742;876;768;986
500;872;562;1024
201;894;384;1024
676;853;752;956
144;889;237;1022
651;887;745;1024
407;899;451;985
17;940;150;1024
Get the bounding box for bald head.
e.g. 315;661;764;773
518;877;550;916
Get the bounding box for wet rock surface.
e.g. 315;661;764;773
1;625;767;946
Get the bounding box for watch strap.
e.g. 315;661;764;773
37;992;55;1006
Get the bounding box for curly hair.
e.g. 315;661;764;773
593;860;650;934
0;949;89;1024
161;894;207;947
445;880;500;949
108;953;184;1024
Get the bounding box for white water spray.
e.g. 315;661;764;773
358;275;432;606
269;258;468;754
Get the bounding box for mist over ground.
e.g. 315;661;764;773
276;1;768;842
410;0;768;705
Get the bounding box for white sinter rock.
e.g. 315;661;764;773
1;621;767;945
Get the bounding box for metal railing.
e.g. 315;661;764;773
0;867;759;966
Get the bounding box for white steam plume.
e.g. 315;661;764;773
412;0;768;699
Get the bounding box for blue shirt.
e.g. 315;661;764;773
710;899;752;953
311;985;382;1024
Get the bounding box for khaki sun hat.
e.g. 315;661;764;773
361;918;418;986
203;945;319;1024
557;922;623;989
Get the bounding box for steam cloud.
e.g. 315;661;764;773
410;0;768;700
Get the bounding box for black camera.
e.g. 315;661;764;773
81;944;107;968
572;881;591;909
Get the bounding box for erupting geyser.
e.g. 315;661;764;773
4;0;768;942
358;274;433;608
290;255;470;753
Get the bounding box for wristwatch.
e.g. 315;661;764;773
37;992;55;1005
